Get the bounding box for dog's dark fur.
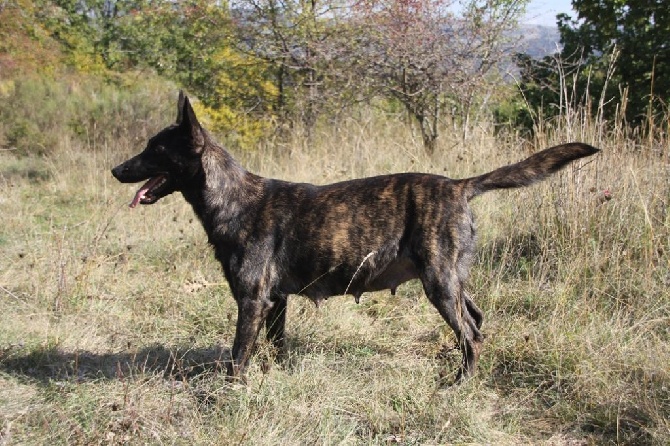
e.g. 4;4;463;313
112;92;599;381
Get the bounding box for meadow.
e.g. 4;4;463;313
0;79;668;444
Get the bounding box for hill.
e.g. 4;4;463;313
515;24;561;58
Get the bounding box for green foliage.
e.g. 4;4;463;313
561;0;670;122
492;89;535;133
33;0;109;72
35;1;229;77
21;0;276;149
513;0;670;131
0;73;173;155
103;0;280;148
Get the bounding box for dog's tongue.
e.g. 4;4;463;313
129;176;163;208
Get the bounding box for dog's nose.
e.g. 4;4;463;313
111;164;124;179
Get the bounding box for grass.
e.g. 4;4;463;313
0;83;669;445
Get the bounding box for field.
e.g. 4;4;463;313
0;82;669;445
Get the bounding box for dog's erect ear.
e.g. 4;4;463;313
176;91;186;124
178;93;205;154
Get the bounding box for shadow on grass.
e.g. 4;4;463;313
0;335;337;386
0;343;231;385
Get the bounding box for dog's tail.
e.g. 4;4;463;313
461;142;600;201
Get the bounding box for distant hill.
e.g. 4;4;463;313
498;24;561;79
513;24;561;58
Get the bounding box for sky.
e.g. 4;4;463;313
523;0;575;26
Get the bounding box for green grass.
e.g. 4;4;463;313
0;81;669;445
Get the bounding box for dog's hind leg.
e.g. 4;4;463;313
463;290;483;330
421;268;483;380
265;293;287;355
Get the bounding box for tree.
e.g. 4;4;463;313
516;0;670;130
35;0;279;148
0;0;63;74
350;0;527;153
235;0;527;150
37;1;234;86
232;0;357;134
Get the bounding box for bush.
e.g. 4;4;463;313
0;72;174;156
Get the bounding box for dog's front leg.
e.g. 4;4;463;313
227;296;272;379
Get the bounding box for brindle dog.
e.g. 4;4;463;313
112;92;599;381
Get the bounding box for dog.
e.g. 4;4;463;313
111;92;599;381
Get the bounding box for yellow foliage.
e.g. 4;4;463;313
197;47;279;150
71;52;108;75
0;80;16;97
196;102;277;151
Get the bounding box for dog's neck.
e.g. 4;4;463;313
182;144;264;242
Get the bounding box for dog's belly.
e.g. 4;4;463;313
293;257;419;305
364;257;419;292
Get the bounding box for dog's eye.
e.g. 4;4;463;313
155;145;166;154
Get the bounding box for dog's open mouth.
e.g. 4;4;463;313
129;174;169;208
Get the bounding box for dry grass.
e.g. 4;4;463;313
1;101;669;445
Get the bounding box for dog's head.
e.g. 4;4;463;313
111;92;206;207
